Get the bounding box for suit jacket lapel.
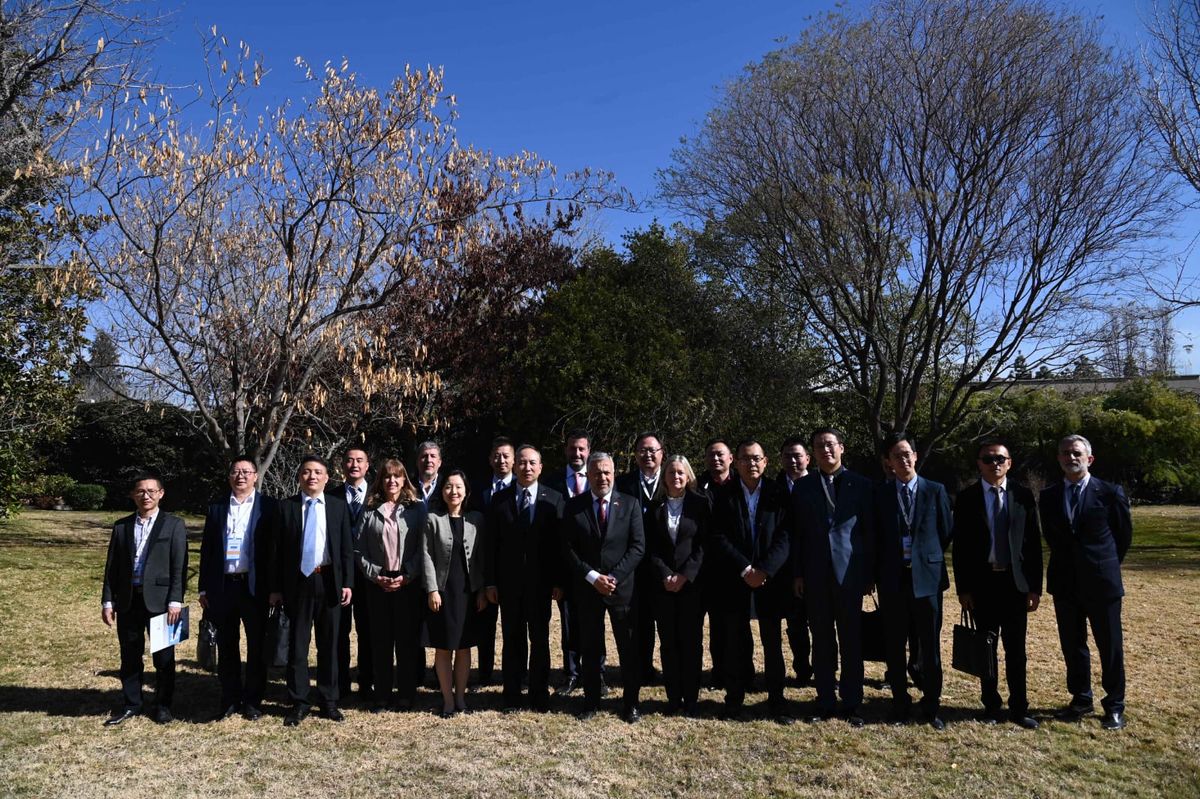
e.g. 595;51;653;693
1007;489;1025;559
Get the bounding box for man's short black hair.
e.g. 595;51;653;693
129;471;163;490
809;427;845;447
298;454;330;473
879;430;917;457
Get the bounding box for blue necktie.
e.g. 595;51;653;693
1069;482;1082;518
991;485;1010;568
301;498;318;576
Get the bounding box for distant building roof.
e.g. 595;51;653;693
997;375;1200;395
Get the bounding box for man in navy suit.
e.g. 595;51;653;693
198;457;277;721
791;427;876;727
952;441;1042;729
561;452;645;723
472;435;516;686
710;439;793;722
268;455;355;726
101;472;188;725
486;444;565;711
875;432;952;730
1039;434;1132;730
616;432;666;685
327;446;373;702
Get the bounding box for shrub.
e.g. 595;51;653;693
64;483;106;510
32;474;77;509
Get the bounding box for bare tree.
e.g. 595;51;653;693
660;0;1174;452
1146;0;1200;195
72;32;619;483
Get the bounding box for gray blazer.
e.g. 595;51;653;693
357;501;428;585
422;511;486;594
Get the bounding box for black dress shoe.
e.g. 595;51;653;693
1101;711;1126;730
218;704;240;721
977;709;1003;725
1012;714;1039;730
843;711;865;728
720;705;748;722
928;716;945;731
807;709;836;723
320;705;345;722
1056;702;1095;721
241;705;263;721
153;706;174;724
284;705;310;726
889;706;911;725
599;679;610;698
556;677;579;696
682;702;700;719
576;708;597;721
103;709;137;727
370;703;390;714
439;708;456;719
622;706;642;724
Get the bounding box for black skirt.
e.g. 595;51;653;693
423;516;478;650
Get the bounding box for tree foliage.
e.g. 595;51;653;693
661;0;1174;454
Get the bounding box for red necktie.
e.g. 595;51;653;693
598;498;608;532
574;472;584;497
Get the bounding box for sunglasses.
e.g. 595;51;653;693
978;455;1009;465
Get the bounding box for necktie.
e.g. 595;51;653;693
991;485;1010;567
301;498;318;576
573;472;584;497
495;479;504;496
349;487;362;520
901;484;913;516
1069;482;1082;518
598;498;608;534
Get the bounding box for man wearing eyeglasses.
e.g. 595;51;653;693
776;435;813;687
101;472;188;726
198;457;278;721
616;432;666;685
951;441;1042;729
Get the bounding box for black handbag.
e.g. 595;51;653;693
265;606;291;668
196;612;218;673
861;593;887;663
952;609;997;679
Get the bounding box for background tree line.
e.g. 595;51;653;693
6;0;1200;514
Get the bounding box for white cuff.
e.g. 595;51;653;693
101;601;113;610
168;602;182;610
585;570;600;585
740;565;752;578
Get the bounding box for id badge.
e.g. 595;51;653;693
901;534;913;563
225;540;242;570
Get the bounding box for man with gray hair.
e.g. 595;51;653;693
415;440;446;513
1039;434;1132;730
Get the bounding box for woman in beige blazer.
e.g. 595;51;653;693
422;469;487;716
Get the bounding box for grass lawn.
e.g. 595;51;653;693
1;507;1197;798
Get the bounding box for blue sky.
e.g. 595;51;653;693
153;0;1199;368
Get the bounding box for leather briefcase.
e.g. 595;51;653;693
952;610;997;679
196;612;218;673
265;606;291;668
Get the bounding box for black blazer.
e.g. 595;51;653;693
875;476;952;599
486;482;564;598
268;493;355;605
1039;476;1132;600
326;482;369;538
710;478;791;617
791;469;876;596
417;475;447;514
616;469;666;518
646;491;707;587
198;493;278;606
356;501;428;585
544;468;589;501
102;512;188;614
560;490;645;608
952;480;1043;597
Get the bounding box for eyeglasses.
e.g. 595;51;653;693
132;489;161;497
229;469;257;477
738;455;766;464
637;447;662;456
979;455;1009;465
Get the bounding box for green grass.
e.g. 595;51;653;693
0;508;1197;798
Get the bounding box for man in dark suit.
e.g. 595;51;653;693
776;435;813;686
486;444;565;711
268;455;355;726
327;446;373;702
876;432;952;730
415;440;446;513
1040;434;1132;730
471;435;516;687
198;457;277;721
561;451;646;722
544;429;599;695
101;472;188;725
952;440;1042;729
791;427;876;727
697;438;734;494
710;439;793;722
616;432;666;684
697;437;737;691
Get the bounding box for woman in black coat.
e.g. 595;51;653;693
647;455;707;716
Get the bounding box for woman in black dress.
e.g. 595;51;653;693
422;469;487;717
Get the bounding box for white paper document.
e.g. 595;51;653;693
149;606;190;653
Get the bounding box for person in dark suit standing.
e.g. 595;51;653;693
328;446;373;703
952;441;1042;729
561;451;646;722
356;458;426;712
198;457;277;721
268;455;354;726
875;432;952;730
543;429;598;695
1040;434;1132;730
776;435;813;686
616;432;666;685
791;427;876;727
101;472;188;726
485;444;565;711
471;435;516;688
710;440;793;722
696;437;735;691
697;438;734;494
647;455;707;717
415;440;446;513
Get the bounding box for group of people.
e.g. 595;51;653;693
100;428;1132;732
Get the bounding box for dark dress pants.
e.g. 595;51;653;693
286;570;341;708
787;593;812;681
974;568;1030;714
654;584;703;707
579;596;639;711
559;593;605;681
211;575;267;709
500;589;552;708
477;600;499;682
636;573;658;679
882;574;943;714
365;580;421;705
721;604;786;708
115;590;175;711
809;573;864;713
337;592;373;697
1053;592;1125;714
